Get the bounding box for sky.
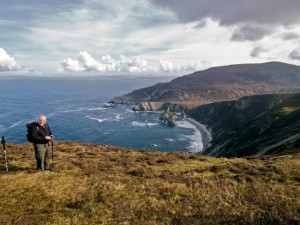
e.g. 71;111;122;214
1;0;300;76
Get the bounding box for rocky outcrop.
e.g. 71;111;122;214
132;102;164;111
132;101;189;112
159;110;177;125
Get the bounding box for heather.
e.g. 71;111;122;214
0;142;299;224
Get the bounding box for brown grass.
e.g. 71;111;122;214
0;142;299;224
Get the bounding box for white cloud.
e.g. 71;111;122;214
0;48;21;72
117;55;150;72
62;52;154;73
61;58;85;72
61;51;213;74
78;51;104;71
159;59;175;73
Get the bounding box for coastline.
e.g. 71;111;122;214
185;117;212;152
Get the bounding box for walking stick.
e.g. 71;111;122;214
1;136;9;172
51;140;54;161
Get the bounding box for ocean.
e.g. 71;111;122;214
0;76;204;153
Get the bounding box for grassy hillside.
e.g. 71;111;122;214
0;142;299;224
189;94;300;157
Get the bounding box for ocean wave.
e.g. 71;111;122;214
86;115;108;123
1;120;27;132
59;106;106;113
102;103;114;108
177;120;204;153
59;107;87;113
176;120;197;129
10;120;26;128
150;143;160;147
187;140;204;153
87;107;106;111
114;113;123;121
165;138;175;142
126;109;135;113
86;113;125;123
131;121;159;127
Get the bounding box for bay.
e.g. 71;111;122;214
0;76;203;152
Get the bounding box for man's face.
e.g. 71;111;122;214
38;117;47;126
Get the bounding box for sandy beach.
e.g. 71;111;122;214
186;118;212;151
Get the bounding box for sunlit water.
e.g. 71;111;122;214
0;76;203;153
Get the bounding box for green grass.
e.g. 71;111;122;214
0;142;299;224
281;106;300;114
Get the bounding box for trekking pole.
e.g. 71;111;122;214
1;136;9;172
51;140;54;161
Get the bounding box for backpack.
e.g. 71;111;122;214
26;121;39;143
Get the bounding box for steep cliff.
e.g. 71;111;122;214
132;101;188;112
188;94;300;157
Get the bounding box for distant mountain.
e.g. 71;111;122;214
188;94;300;157
112;62;300;109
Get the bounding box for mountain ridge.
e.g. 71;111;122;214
112;61;300;109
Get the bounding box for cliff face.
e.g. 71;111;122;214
112;61;300;108
188;94;300;157
132;101;187;112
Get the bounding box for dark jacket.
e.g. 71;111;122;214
32;123;53;144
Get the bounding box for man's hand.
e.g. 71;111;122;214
45;135;54;140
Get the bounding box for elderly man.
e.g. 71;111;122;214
31;115;54;170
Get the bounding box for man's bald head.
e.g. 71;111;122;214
38;115;47;127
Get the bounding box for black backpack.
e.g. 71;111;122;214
26;121;39;143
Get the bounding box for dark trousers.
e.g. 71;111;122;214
34;143;50;170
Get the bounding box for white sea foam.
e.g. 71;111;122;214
165;138;175;142
131;121;148;127
177;120;204;153
131;121;159;127
102;103;114;108
87;107;106;111
59;106;106;113
176;120;197;129
147;122;159;127
86;115;108;123
86;113;124;123
114;113;123;121
8;120;26;129
150;143;162;148
126;108;135;113
59;107;87;113
186;134;204;153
